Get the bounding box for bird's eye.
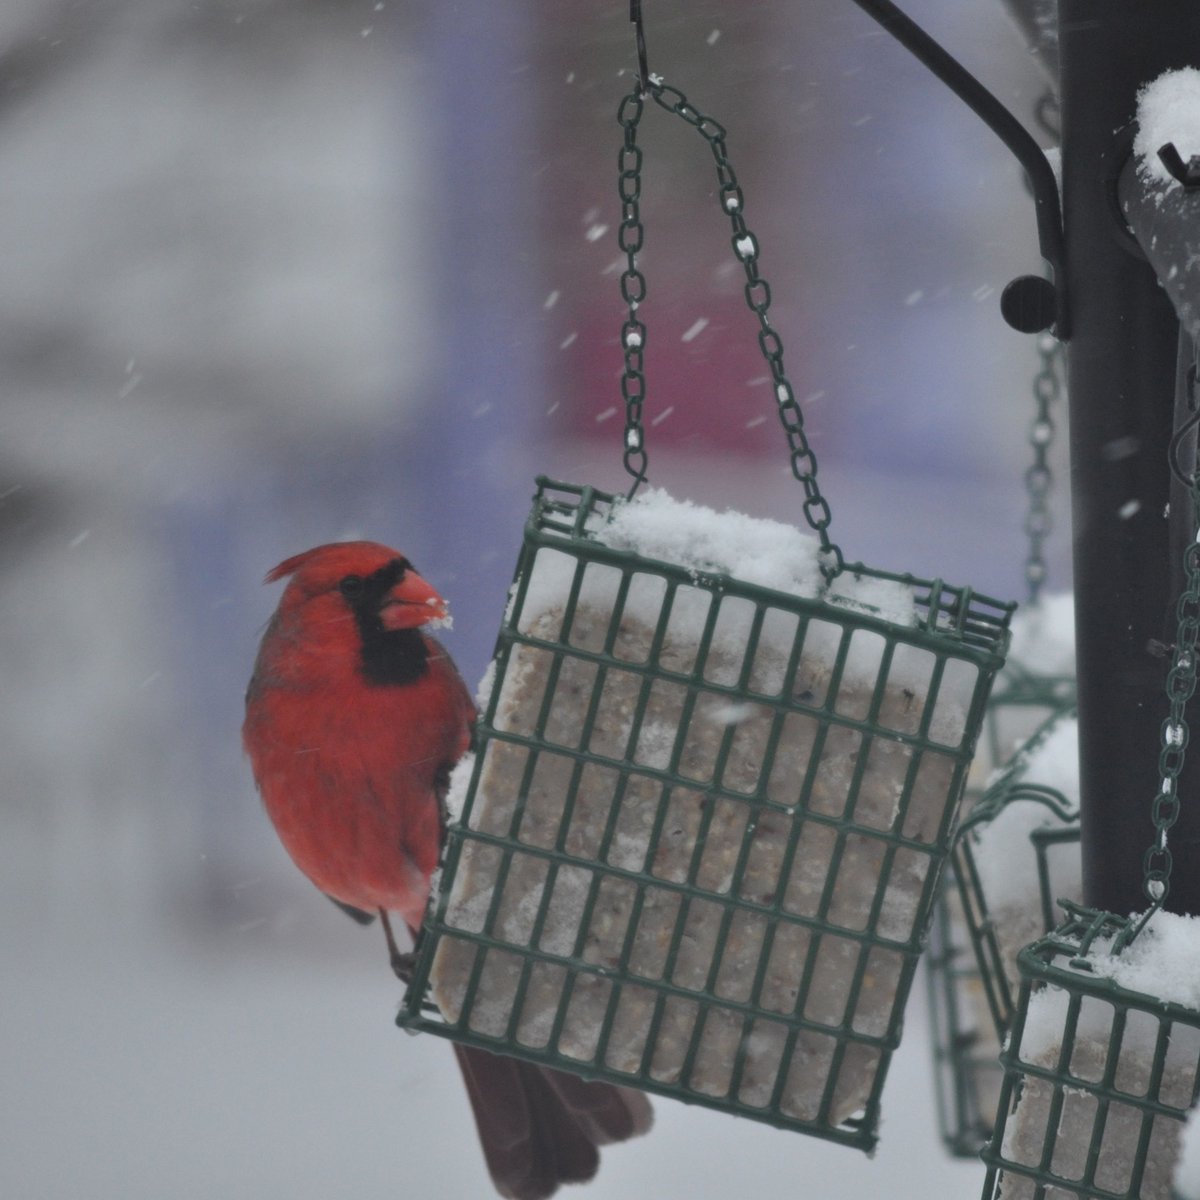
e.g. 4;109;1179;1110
338;574;365;599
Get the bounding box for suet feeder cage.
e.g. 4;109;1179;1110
398;478;1014;1149
926;856;1006;1158
955;708;1082;1039
981;905;1200;1200
926;709;1079;1158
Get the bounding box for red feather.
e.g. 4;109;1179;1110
242;541;650;1197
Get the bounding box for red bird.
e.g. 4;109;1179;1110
243;542;651;1199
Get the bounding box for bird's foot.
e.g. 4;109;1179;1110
390;950;416;984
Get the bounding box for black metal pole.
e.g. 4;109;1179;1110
1059;0;1200;916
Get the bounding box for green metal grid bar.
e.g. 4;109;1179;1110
424;827;930;969
401;1001;885;1151
925;863;1005;1158
962;706;1080;834
461;746;965;908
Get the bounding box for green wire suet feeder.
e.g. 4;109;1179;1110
399;39;1016;1152
981;906;1200;1200
926;857;1006;1158
956;708;1082;1039
399;479;1013;1149
925;709;1079;1158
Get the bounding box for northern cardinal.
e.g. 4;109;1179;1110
243;541;651;1199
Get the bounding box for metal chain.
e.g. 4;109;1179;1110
616;78;844;581
617;88;649;491
1140;347;1200;915
1022;89;1062;607
1023;331;1063;604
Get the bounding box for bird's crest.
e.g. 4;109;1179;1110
264;541;397;585
265;546;328;584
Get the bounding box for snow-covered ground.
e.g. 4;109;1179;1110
1;828;987;1199
1;1;1060;1196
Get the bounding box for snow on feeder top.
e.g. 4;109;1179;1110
399;48;1015;1152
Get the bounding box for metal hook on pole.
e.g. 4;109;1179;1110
1169;406;1200;489
1158;142;1200;191
630;0;650;95
1169;361;1200;489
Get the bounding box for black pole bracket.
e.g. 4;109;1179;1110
630;0;650;96
849;0;1068;338
1001;275;1059;335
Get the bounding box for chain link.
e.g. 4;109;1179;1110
618;89;649;490
1024;331;1063;604
616;78;844;580
1141;344;1200;912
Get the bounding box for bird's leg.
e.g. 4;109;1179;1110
379;909;415;982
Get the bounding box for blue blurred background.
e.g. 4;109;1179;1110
0;1;1065;1196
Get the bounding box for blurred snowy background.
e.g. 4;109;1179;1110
1;1;1066;1196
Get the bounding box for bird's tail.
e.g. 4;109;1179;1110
453;1044;653;1200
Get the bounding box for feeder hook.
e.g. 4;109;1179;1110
1159;142;1200;191
630;0;650;96
1169;361;1200;489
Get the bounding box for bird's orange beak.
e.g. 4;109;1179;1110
379;570;450;631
